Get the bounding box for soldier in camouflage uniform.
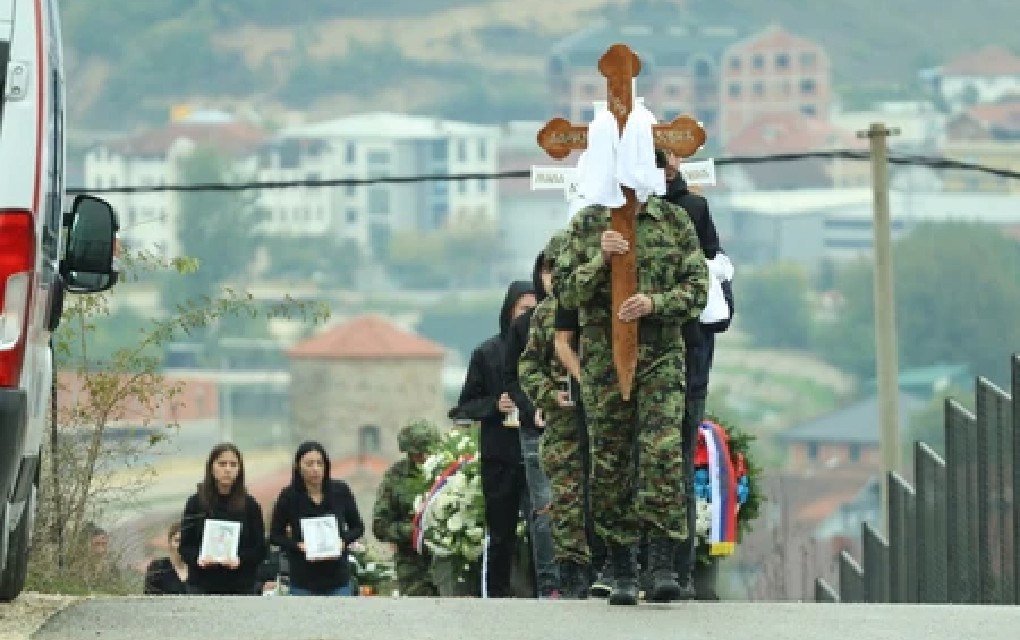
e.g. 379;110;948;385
372;419;441;596
518;231;592;599
553;195;708;605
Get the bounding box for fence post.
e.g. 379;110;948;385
888;473;917;603
1013;355;1020;605
862;522;890;602
815;578;839;603
945;398;978;603
976;378;1014;603
915;442;948;603
838;551;865;603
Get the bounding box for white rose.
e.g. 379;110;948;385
447;512;464;532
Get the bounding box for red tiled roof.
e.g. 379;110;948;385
107;122;266;157
728;25;820;55
725;112;860;156
288;315;446;360
964;101;1020;129
943;46;1020;77
55;371;220;423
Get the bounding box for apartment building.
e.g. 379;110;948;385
83;111;266;257
273;112;501;257
547;4;831;145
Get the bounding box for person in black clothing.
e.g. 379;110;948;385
179;443;267;595
143;522;188;595
449;280;536;598
654;149;732;599
270;441;365;596
503;250;561;597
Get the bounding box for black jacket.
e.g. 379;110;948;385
450;280;535;463
664;176;729;399
269;480;364;593
143;557;187;595
503;252;549;437
179;493;267;595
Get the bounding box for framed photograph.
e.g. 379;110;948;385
199;519;241;563
301;515;343;560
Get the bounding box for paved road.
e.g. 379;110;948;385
28;597;1020;640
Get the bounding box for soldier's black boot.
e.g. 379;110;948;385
589;557;612;598
558;562;590;600
647;537;683;603
672;539;697;601
607;544;639;606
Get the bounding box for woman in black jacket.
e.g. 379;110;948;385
179;443;267;595
270;441;365;596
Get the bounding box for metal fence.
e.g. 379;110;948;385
816;354;1019;603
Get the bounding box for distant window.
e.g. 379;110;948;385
431;140;448;161
346;208;358;224
478;140;488;161
457;140;468;162
807;442;819;461
458;180;468;194
368;188;390;216
752;81;765;96
694;60;712;78
848;444;861;463
775;53;790;69
752;54;765;70
801;104;817;117
800;79;817;95
477;178;487;193
344;143;357;164
729;56;741;71
358;425;381;455
729;83;742;98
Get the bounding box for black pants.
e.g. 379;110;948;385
481;458;527;597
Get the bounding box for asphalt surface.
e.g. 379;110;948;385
27;596;1020;640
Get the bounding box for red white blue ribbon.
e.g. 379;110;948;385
700;420;738;556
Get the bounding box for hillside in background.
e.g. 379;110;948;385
59;0;1020;130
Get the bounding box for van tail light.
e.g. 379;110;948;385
0;211;35;387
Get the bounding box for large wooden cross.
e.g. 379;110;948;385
537;43;707;401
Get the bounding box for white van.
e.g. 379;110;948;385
1;0;118;600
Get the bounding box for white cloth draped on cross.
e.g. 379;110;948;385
576;104;666;209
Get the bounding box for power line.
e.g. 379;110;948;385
65;150;1020;195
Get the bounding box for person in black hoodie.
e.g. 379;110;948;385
269;441;365;596
449;280;536;598
651;149;732;599
179;443;267;595
503;247;563;598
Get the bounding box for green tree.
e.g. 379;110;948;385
164;148;264;309
814;222;1020;387
736;263;812;349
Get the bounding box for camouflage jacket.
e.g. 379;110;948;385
518;297;566;416
553;196;709;338
372;458;423;552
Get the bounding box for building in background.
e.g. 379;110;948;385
82;110;265;258
547;4;831;145
287;315;448;462
274;113;501;258
932;46;1020;113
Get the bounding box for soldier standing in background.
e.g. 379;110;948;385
372;419;442;596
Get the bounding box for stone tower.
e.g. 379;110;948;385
287;315;447;462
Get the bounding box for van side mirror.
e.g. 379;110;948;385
61;195;119;294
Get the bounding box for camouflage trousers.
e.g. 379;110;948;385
394;550;439;597
579;326;688;546
539;408;590;565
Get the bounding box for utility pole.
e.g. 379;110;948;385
857;122;901;533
